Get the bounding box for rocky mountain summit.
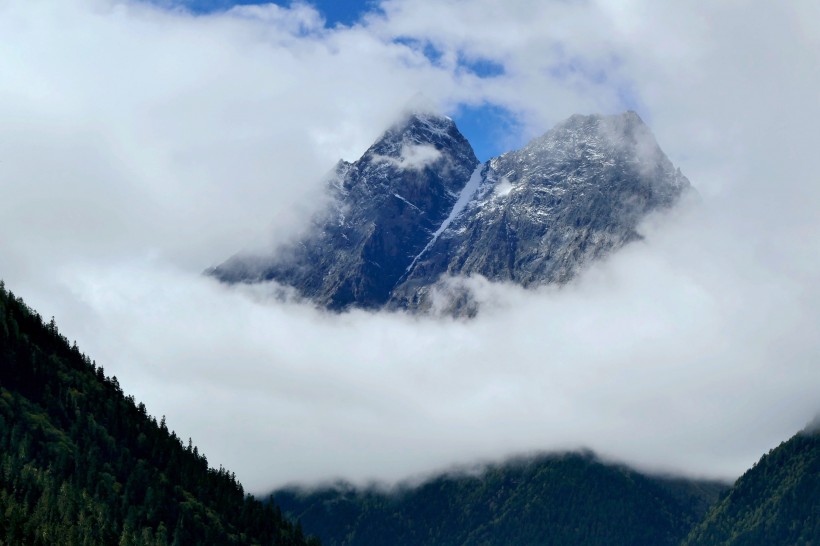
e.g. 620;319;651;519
208;111;691;312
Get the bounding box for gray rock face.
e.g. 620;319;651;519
208;112;480;310
209;111;690;313
388;112;690;310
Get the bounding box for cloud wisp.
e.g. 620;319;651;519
375;143;443;171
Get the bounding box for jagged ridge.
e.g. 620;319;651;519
209;111;479;310
388;111;690;311
210;111;690;313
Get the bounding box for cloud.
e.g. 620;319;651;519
492;177;513;197
375;143;443;170
0;0;818;493
45;199;820;492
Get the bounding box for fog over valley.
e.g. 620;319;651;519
0;0;818;492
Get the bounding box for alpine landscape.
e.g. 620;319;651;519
0;1;818;545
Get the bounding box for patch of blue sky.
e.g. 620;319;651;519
458;56;505;78
393;37;446;66
392;37;504;78
452;103;524;162
146;0;376;27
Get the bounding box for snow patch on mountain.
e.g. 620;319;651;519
404;163;485;274
393;193;423;213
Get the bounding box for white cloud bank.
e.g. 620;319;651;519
0;0;818;492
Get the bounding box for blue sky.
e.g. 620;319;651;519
452;104;523;162
176;0;377;27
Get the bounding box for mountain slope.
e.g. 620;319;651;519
273;452;727;546
388;111;690;310
0;280;319;545
209;112;479;310
682;424;820;546
210;111;690;314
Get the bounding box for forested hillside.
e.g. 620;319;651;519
682;425;819;546
0;280;319;546
274;452;728;546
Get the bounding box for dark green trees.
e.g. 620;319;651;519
682;425;820;546
272;425;820;546
0;281;319;545
274;452;728;546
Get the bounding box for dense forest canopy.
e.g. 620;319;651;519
273;429;820;546
0;279;319;545
274;452;728;546
682;425;819;546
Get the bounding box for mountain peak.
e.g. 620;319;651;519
401;109;454;128
389;110;691;312
210;110;690;314
365;110;466;161
551;110;646;135
209;110;480;310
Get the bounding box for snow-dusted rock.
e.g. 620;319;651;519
208;112;479;310
209;111;690;313
388;111;690;310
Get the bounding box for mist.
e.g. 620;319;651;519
0;0;818;492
